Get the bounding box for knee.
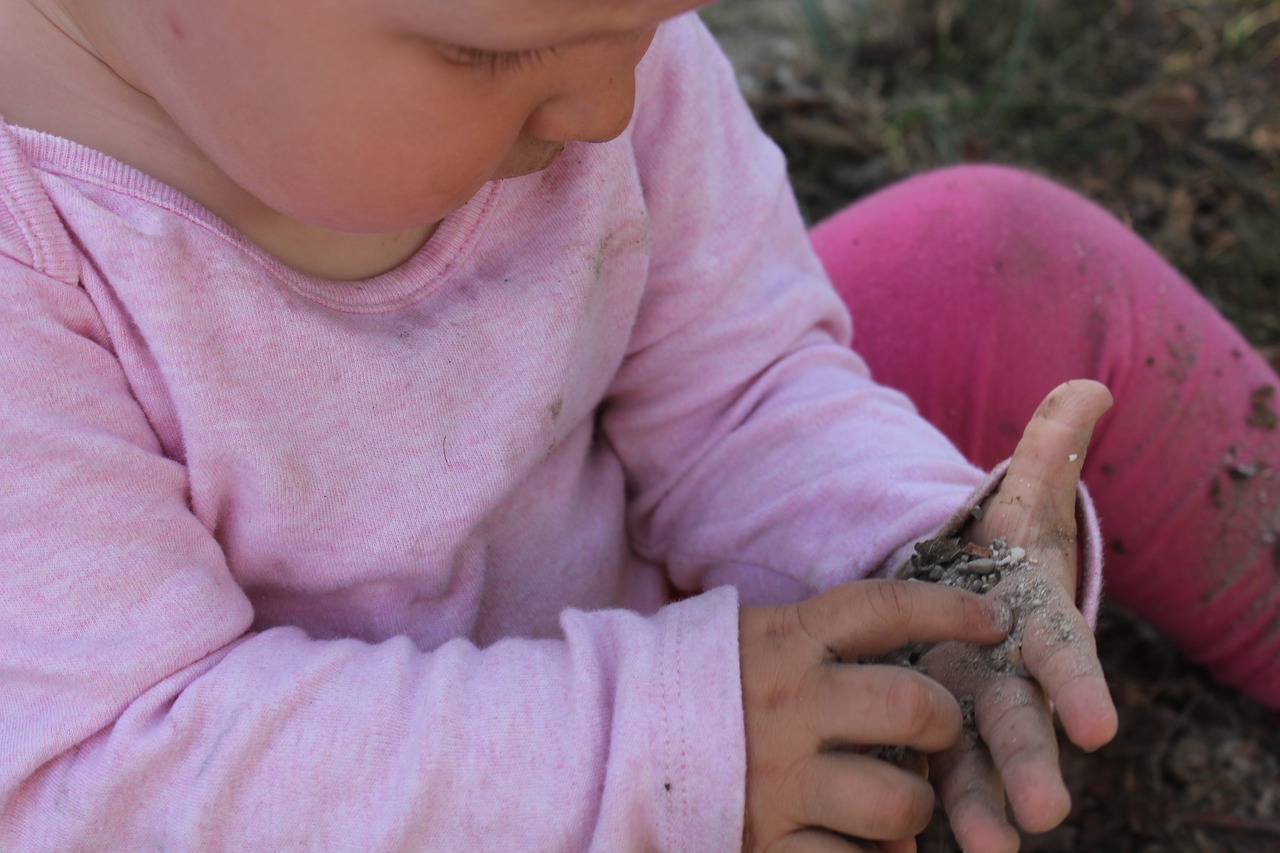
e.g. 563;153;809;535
814;164;1109;280
810;161;1161;324
893;165;1128;293
902;164;1098;248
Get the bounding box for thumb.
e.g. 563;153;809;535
972;380;1113;577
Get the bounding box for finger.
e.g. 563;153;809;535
932;737;1020;853
1017;595;1118;751
880;837;918;853
800;580;1011;659
901;748;929;782
805;665;963;753
974;379;1113;576
792;752;935;842
770;830;872;853
974;676;1071;834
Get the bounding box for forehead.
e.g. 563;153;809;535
374;0;709;49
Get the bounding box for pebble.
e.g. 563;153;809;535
962;557;998;575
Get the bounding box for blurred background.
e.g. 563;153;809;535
701;2;1280;850
703;0;1279;353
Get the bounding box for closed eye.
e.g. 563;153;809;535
446;45;558;74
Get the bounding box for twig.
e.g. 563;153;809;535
1179;812;1280;836
1002;0;1041;94
798;0;835;59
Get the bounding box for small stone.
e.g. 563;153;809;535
1228;462;1259;481
915;536;963;566
962;557;998;575
1166;735;1212;783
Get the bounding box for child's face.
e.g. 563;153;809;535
98;0;667;234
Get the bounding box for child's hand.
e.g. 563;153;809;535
921;380;1118;853
739;579;1012;852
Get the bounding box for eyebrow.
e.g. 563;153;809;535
378;0;697;51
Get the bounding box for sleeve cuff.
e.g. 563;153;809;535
889;459;1105;627
654;584;747;851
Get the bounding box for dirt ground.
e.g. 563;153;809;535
701;1;1280;850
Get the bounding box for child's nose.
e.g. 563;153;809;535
524;70;640;145
523;29;655;145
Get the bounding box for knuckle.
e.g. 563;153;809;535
792;671;829;745
1037;640;1102;692
789;760;824;824
869;580;914;626
795;666;825;714
790;602;825;650
756;676;792;714
1001;731;1053;775
767;604;800;643
982;679;1041;732
886;676;940;741
1016;605;1104;698
756;753;801;806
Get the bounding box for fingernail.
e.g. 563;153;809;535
991;601;1014;632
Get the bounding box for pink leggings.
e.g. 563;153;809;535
811;165;1280;709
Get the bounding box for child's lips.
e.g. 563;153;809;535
494;141;566;180
527;142;565;174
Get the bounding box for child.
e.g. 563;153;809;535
0;2;1273;852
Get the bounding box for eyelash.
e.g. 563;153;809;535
449;46;556;74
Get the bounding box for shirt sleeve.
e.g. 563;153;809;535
886;460;1107;626
608;16;990;605
0;253;746;851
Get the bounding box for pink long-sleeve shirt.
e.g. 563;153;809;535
0;16;1098;852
